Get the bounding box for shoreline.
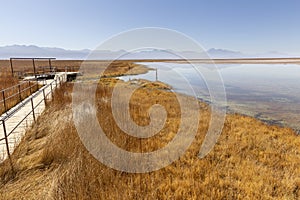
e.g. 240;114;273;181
1;76;299;199
118;62;300;135
120;77;298;135
1;57;300;66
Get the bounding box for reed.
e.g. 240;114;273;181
0;70;40;115
0;78;299;199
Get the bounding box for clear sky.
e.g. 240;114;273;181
0;0;299;54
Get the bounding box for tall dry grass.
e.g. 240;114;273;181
0;60;149;78
0;69;19;90
0;70;40;115
0;79;300;199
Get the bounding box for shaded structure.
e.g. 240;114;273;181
10;57;56;79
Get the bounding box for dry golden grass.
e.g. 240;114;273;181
0;69;40;115
0;60;149;78
0;60;147;115
0;68;19;91
0;79;299;199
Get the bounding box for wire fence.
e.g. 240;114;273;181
0;75;65;172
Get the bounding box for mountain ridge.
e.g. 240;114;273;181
0;45;295;59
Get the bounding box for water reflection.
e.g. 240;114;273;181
119;62;300;131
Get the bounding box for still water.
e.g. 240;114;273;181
119;62;300;132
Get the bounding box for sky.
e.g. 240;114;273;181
0;0;299;54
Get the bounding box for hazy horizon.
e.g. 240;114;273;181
0;44;299;60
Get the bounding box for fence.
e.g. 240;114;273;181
0;75;64;172
0;81;40;115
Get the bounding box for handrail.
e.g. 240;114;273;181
0;83;38;101
0;81;40;114
0;82;39;102
0;81;34;94
0;75;64;169
0;79;56;121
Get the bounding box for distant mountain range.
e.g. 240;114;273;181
0;45;89;59
0;45;296;60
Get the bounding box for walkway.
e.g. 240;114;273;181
0;73;66;161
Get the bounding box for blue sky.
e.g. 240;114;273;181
0;0;299;54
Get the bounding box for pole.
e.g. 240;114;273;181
43;88;47;106
18;84;22;101
49;59;52;73
32;59;37;79
2;120;15;173
2;91;7;112
31;98;36;122
29;81;32;94
50;82;53;99
59;76;62;87
10;58;14;77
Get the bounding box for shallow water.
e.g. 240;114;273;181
119;62;300;131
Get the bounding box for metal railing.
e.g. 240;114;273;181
0;81;40;114
0;76;64;172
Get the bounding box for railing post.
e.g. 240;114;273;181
49;59;52;73
59;76;62;87
18;84;22;101
10;58;14;77
2;120;15;173
50;82;53;99
29;81;32;94
42;88;47;106
32;58;37;79
31;98;36;122
2;91;7;112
